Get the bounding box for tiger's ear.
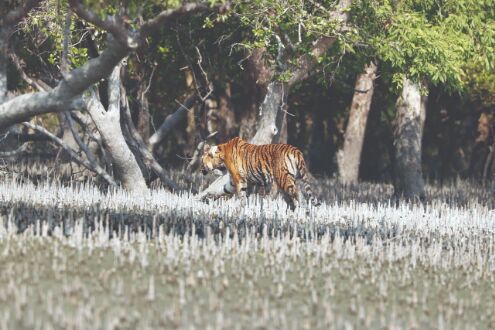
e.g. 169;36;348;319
203;143;211;153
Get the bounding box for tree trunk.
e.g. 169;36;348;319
85;65;148;192
216;82;237;141
337;61;377;183
0;38;7;105
239;48;272;141
251;81;287;145
137;83;151;142
393;78;426;200
198;0;351;199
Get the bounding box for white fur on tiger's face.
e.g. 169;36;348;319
201;144;226;175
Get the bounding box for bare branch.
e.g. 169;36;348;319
148;93;199;150
187;131;217;171
120;83;179;191
0;36;128;129
21;121;117;186
9;50;52;92
287;0;352;87
0;142;30;157
64;112;110;181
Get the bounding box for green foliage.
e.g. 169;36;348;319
465;60;495;108
352;0;495;93
21;0;91;71
235;0;349;62
377;13;468;90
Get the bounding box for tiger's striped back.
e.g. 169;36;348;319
210;137;319;210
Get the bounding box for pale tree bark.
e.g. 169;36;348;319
251;0;352;145
393;78;427;200
148;93;199;151
198;0;352;199
120;82;179;191
250;81;287;144
0;38;7;105
0;0;231;129
85;64;148;192
337;61;377;183
239;47;272;140
0;36;129;129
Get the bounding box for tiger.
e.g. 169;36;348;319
201;137;319;210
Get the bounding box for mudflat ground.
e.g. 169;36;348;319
0;172;494;329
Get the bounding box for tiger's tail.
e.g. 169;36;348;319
296;154;321;207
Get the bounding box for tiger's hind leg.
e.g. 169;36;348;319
278;176;299;211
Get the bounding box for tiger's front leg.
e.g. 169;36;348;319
235;179;248;199
230;173;248;207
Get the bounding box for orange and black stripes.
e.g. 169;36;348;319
202;137;319;210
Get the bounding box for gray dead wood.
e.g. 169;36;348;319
148;93;199;151
84;64;148;192
120;82;179;191
21;121;117;186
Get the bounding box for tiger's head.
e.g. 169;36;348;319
201;143;226;175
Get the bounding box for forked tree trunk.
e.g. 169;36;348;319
393;78;427;200
337;61;377;183
86;65;148;192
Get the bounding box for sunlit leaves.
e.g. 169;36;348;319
235;0;347;61
353;0;495;94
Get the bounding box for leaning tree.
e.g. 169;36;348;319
0;0;230;192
